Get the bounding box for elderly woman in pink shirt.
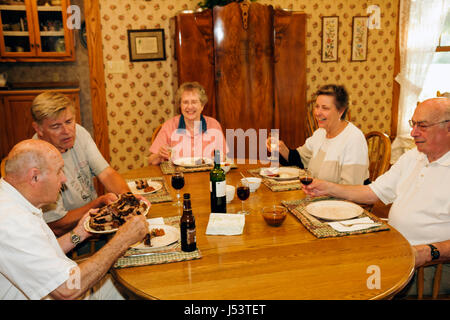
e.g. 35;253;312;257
148;82;228;165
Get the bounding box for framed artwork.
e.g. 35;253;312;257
127;28;166;62
351;16;369;61
321;16;339;62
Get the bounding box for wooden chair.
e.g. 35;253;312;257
416;260;450;299
1;157;6;177
365;131;391;182
150;124;162;146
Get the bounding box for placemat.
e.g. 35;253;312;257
160;161;237;174
126;176;172;203
114;216;202;268
248;167;304;192
281;197;390;238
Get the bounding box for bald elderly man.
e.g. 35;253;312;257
0;140;149;300
303;97;450;297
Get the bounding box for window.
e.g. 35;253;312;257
418;11;450;101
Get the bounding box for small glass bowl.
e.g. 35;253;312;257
261;205;287;227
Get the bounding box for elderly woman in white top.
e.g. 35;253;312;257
268;84;370;185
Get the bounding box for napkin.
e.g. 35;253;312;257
206;213;245;235
147;217;165;225
327;217;381;233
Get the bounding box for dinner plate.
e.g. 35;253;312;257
173;157;213;167
84;200;150;234
130;224;179;249
305;200;364;221
260;167;301;181
127;180;162;195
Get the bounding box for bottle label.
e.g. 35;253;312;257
215;180;226;197
187;228;196;245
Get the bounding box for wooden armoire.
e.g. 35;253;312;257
175;2;306;158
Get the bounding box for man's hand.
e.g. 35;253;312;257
303;179;331;197
413;245;431;268
94;193;118;208
115;214;149;247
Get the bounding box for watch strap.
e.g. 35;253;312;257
428;244;440;260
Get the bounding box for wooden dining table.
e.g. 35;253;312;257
111;162;415;300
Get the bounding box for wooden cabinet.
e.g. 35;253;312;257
0;0;74;62
0;87;80;160
175;3;306;157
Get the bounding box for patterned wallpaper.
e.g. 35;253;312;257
99;0;398;172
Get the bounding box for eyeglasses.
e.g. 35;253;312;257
408;119;449;130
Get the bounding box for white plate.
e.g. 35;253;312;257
127;180;162;195
130;224;179;249
305;200;364;221
173;157;213;167
260;167;301;181
84;200;150;234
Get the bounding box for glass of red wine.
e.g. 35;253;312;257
236;182;250;215
299;169;313;200
171;170;185;207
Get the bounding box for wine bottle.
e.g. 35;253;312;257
210;149;226;213
180;193;196;252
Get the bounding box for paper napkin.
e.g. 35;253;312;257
327;217;381;233
206;213;245;235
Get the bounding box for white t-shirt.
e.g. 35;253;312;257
0;179;77;300
297;122;369;185
370;148;450;245
35;124;109;223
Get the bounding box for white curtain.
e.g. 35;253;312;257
395;0;448;137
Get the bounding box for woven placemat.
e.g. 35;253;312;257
281;197;390;238
114;216;202;268
160;161;237;174
248;167;304;192
126;176;172;203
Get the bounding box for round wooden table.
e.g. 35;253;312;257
111;163;414;300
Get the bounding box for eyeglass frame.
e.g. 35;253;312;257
408;119;450;130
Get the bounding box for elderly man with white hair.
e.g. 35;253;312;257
0;139;148;299
303;97;450;297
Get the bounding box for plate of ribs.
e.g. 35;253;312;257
130;223;179;249
128;179;162;195
85;192;150;234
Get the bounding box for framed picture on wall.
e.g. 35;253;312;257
127;28;166;62
321;16;339;62
351;16;369;62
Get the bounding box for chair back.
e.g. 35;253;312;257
150;124;162;146
416;260;450;299
365;131;391;181
0;158;6;178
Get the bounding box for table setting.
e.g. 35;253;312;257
125;176;173;203
281;196;389;238
160;157;237;174
248;166;305;192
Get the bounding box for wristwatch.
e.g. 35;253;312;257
428;244;440;260
70;230;81;246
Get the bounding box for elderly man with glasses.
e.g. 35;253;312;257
302;97;450;298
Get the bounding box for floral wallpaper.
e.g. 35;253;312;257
99;0;398;172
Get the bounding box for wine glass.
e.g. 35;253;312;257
268;136;279;161
299;169;313;200
171;170;185;207
236;182;250;215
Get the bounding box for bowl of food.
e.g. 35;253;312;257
226;185;235;203
240;177;262;192
261;205;287;227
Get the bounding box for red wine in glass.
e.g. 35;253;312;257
171;173;185;207
237;185;250;214
300;177;313;185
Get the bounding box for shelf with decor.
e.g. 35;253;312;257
0;0;74;62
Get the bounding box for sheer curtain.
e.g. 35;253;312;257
391;0;448;163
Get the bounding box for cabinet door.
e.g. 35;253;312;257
30;0;73;57
0;0;36;57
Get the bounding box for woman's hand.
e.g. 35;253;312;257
158;145;171;160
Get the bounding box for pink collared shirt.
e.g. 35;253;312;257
149;115;228;160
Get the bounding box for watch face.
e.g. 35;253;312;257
71;233;81;244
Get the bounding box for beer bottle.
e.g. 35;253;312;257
180;193;196;252
210;149;226;213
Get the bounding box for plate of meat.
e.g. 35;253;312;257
259;167;302;181
85;192;150;234
128;179;162;195
130;224;179;249
172;157;213;167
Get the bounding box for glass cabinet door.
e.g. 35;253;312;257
33;0;70;56
0;0;35;56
